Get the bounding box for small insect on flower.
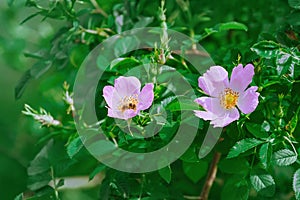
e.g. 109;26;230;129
103;76;154;120
194;64;259;128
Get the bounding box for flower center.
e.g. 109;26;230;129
220;88;239;109
118;94;139;112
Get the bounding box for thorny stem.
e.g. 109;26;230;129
199;152;221;200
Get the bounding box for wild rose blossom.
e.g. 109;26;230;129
103;76;154;120
194;64;259;127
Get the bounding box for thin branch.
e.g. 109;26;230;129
90;0;108;18
200;152;221;200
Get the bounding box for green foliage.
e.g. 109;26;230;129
10;0;300;199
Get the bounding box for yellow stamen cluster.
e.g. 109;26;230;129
220;88;239;109
119;94;139;112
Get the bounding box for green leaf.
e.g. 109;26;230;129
182;161;208;183
273;149;297;166
7;0;15;6
180;146;199;163
133;16;154;28
246;123;268;138
66;137;84;159
251;40;281;59
227;138;264;158
14;193;23;200
293;168;300;200
259;143;273;169
219;158;249;174
250;170;275;197
286;106;300;134
15;70;32;99
221;177;249;200
89;164;106;180
158;166;172;183
218;21;248;31
289;0;300;9
28;172;52;191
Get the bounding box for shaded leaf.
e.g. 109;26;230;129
182;161;208;183
289;0;300;9
158;166;172;184
221;177;249;200
15;70;32;99
219;158;249;174
293;168;300;200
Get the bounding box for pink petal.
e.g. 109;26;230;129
237;86;259;114
114;76;141;97
194;110;218;121
103;86;114;108
108;107;137;120
194;97;226;116
198;66;229;97
138;83;154;111
229;64;255;92
206;66;229;82
211;108;240;128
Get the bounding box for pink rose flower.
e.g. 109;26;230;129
103;76;154;120
194;64;259;127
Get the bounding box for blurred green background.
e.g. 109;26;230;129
0;1;57;199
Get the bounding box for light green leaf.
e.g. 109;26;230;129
218;22;248;31
89;164;106;180
158;166;172;184
259;143;273;169
250;171;275;197
227;138;264;158
182;161;208;183
293;168;300;200
273;149;297;166
251;40;281;59
67;137;84;159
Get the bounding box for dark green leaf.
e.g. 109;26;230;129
28;172;52;191
293;168;300;200
250;170;275;197
227;138;264;158
158;166;172;184
221;177;249;200
15;70;32;99
259;143;273;169
219;158;249;174
182;161;208;183
273;149;297;166
246;123;268;138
